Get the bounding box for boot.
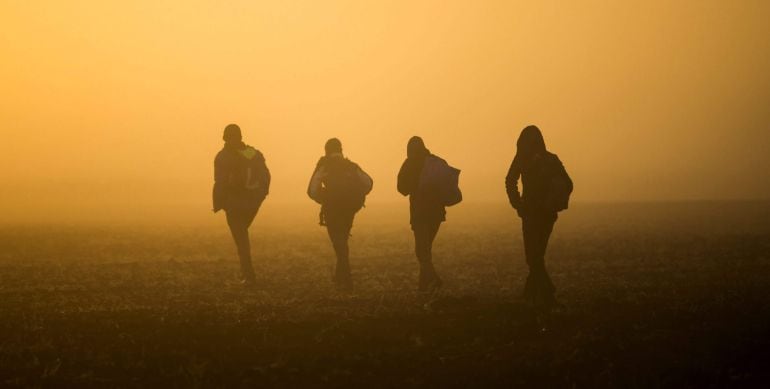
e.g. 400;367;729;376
536;291;563;311
418;262;443;292
240;263;257;288
240;272;257;289
334;260;352;290
239;251;257;287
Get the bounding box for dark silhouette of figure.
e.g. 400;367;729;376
506;125;572;308
308;138;373;289
398;136;448;292
213;124;271;286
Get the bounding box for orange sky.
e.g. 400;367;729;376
1;1;769;223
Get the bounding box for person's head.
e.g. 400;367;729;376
516;125;546;160
223;124;242;143
407;136;429;159
325;138;342;156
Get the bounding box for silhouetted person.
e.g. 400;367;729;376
398;136;451;292
308;138;373;290
213;124;271;286
506;125;572;309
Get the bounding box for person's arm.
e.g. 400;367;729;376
505;157;523;210
307;157;326;204
397;159;412;196
213;153;228;212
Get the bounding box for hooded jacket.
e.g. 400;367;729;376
505;124;572;219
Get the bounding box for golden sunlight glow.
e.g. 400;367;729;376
1;1;769;223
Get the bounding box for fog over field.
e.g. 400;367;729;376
1;202;769;386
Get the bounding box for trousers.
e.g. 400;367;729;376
522;214;557;303
413;221;441;264
225;207;259;280
324;210;355;280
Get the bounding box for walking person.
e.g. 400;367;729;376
308;138;373;290
506;125;572;309
213;124;271;286
398;136;462;292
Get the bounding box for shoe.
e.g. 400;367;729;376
535;294;564;312
420;261;442;290
427;277;443;292
335;279;353;291
334;272;353;291
545;297;565;311
418;268;443;292
334;260;352;290
240;275;257;288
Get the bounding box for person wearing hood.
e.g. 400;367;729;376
397;136;447;292
307;138;373;290
506;125;573;309
213;124;271;286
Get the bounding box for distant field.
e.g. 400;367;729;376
1;201;769;387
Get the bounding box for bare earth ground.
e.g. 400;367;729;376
1;202;769;388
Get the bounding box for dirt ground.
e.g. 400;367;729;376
1;202;769;387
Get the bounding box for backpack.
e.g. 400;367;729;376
323;159;372;213
420;156;463;206
233;147;270;199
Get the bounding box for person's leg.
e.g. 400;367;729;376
523;215;556;305
326;211;353;287
521;217;538;302
227;209;257;283
242;207;259;279
536;216;556;303
413;221;442;291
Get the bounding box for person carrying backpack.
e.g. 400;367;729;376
398;136;462;292
505;125;572;309
308;138;373;290
213;124;271;286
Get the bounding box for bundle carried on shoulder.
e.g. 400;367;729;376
324;159;373;213
419;155;462;206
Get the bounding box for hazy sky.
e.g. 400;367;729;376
1;1;769;222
